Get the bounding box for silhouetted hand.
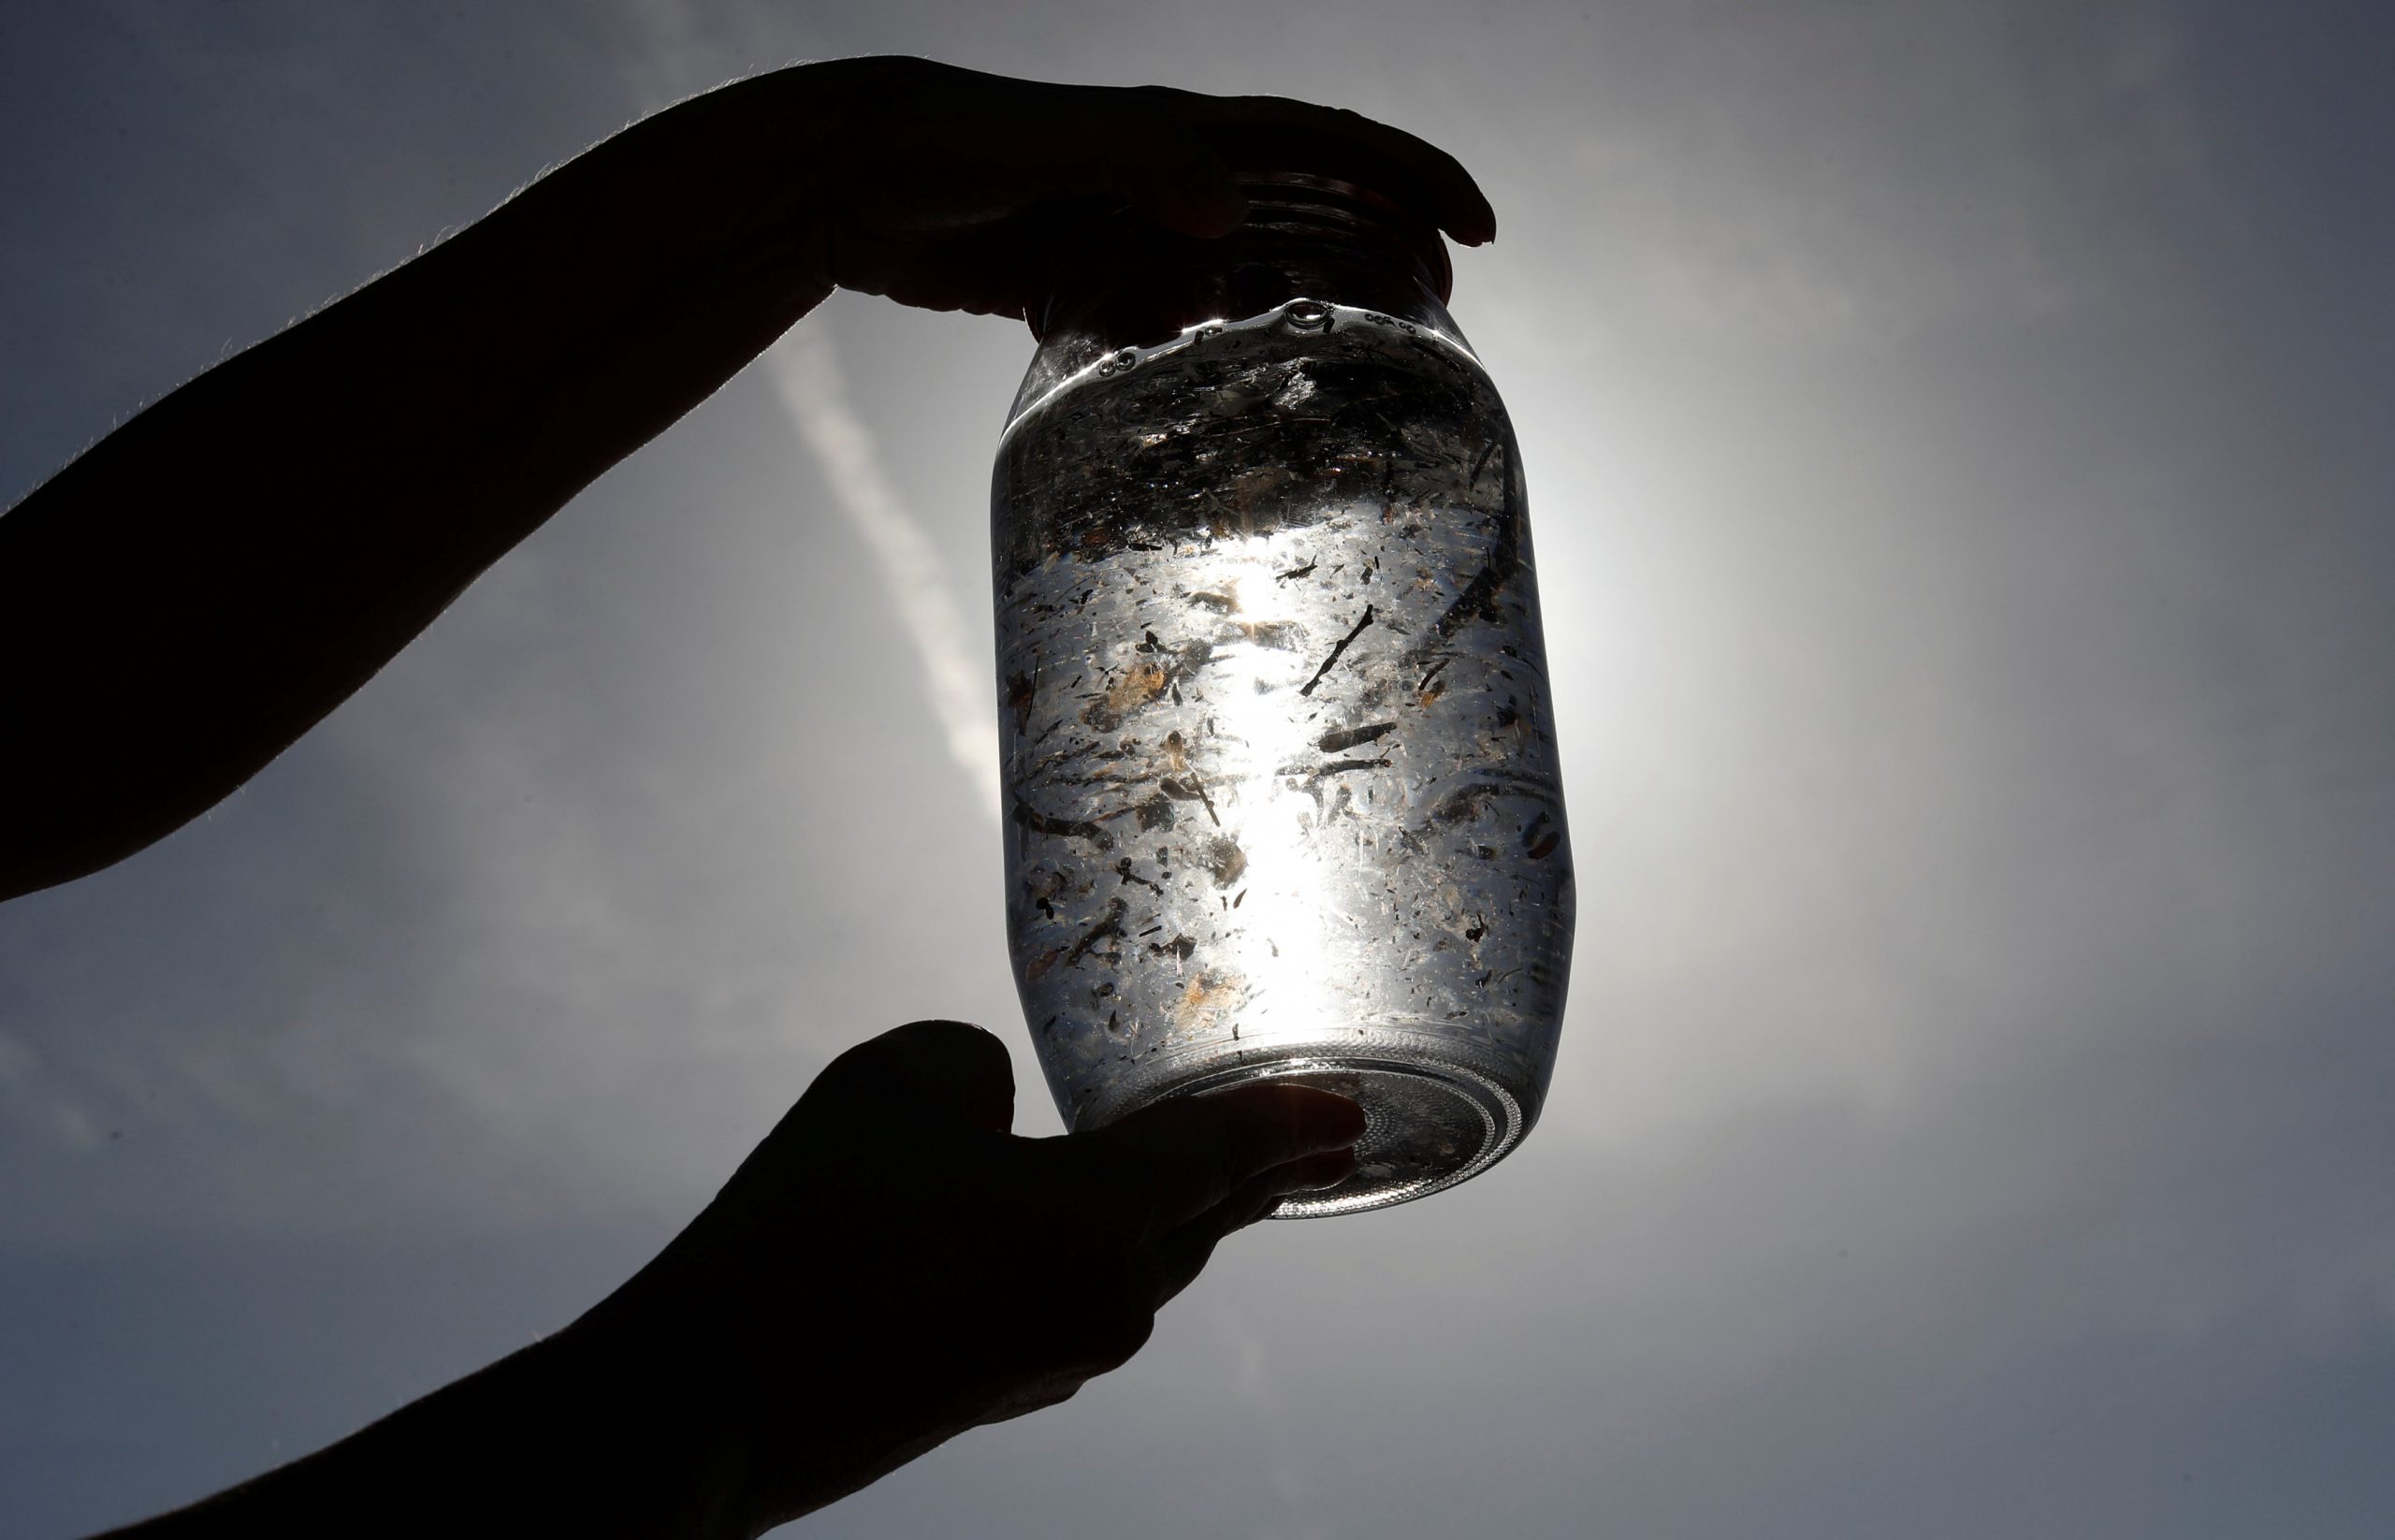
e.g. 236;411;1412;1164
92;1024;1364;1540
634;54;1497;317
571;1020;1365;1533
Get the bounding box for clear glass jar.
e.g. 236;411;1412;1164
990;172;1573;1216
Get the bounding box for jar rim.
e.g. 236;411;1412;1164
1222;169;1454;299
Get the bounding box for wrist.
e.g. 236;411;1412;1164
537;1310;762;1539
566;1225;988;1533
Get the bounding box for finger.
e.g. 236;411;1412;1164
1076;1082;1365;1233
808;1019;1017;1134
1133;85;1498;246
891;62;1475;243
991;105;1249;240
815;60;1249;240
1108;142;1249;240
1143;1146;1359;1307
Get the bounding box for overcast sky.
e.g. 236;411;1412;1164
4;2;2391;1535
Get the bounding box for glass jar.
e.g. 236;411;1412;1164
990;170;1573;1216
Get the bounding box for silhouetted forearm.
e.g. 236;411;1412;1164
0;59;1498;903
0;80;836;902
94;1319;762;1540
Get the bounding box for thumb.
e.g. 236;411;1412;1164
812;1019;1018;1135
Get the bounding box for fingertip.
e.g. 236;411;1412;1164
1227;1147;1358;1234
1197;1080;1363;1149
1277;1145;1360;1192
1285;1084;1367;1148
1433;173;1497;247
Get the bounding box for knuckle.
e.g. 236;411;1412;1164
1082;1247;1146;1303
1082;1302;1156;1370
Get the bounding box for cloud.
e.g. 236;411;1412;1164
0;1033;103;1153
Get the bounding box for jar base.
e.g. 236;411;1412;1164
1139;1049;1527;1219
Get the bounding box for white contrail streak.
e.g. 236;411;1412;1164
762;330;1003;823
610;10;1000;824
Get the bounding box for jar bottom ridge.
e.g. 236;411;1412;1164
1074;1028;1534;1218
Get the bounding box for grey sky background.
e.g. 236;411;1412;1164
4;1;2390;1535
